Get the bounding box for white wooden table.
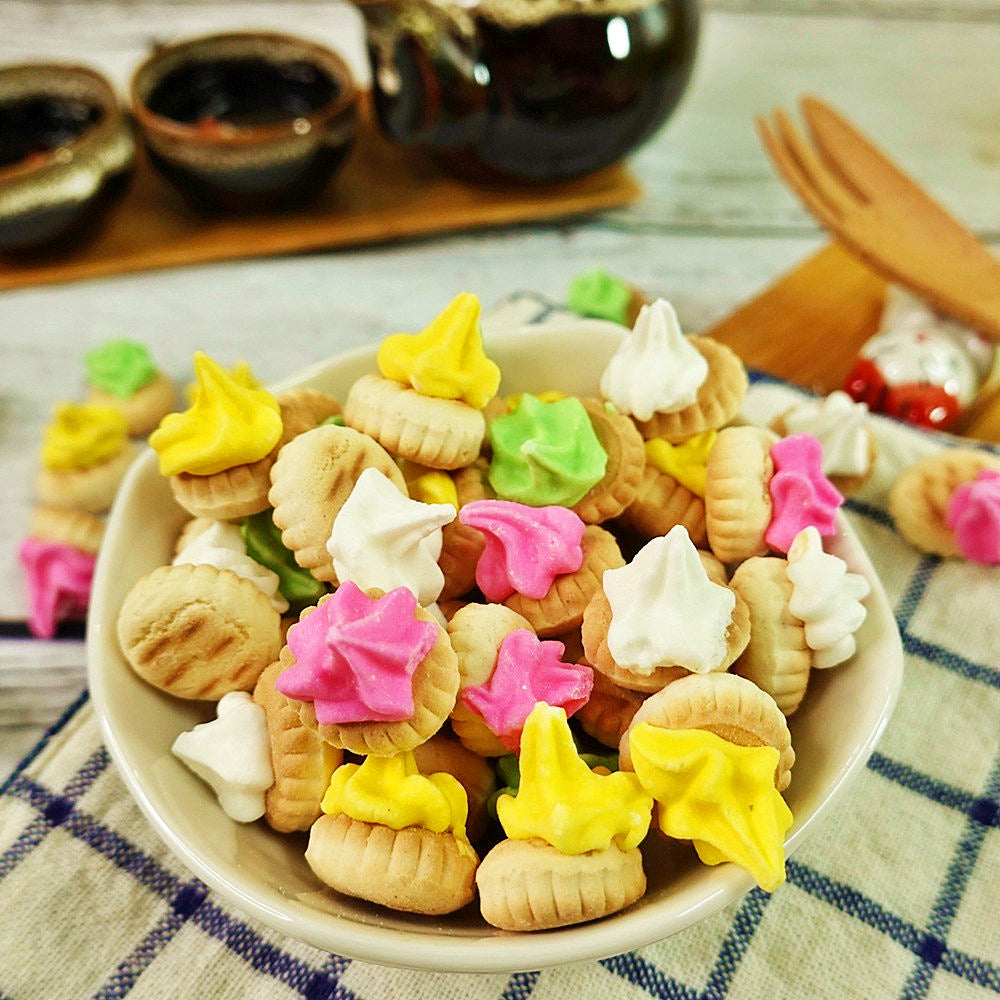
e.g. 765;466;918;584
2;0;1000;775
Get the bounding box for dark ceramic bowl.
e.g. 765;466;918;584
130;32;358;210
0;64;135;252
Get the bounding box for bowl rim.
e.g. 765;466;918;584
0;62;129;185
88;324;904;973
129;30;358;148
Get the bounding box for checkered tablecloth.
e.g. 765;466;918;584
0;296;997;999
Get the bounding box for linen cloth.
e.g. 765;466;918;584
0;295;998;999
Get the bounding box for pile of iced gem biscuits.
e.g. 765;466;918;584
116;293;875;930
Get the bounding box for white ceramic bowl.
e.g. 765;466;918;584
88;321;904;973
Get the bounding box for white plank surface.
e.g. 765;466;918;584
2;0;1000;762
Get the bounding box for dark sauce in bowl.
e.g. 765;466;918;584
146;57;340;129
0;96;104;169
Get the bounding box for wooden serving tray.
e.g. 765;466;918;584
0;103;641;293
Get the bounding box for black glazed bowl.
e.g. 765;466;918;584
363;0;700;183
130;32;358;210
0;64;135;252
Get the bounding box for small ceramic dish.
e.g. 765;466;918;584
130;32;358;210
0;63;134;251
88;321;904;973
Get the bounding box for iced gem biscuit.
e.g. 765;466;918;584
772;390;876;495
117;562;283;700
947;469;1000;564
434;460;493;601
600;299;709;422
567;267;648;326
241;510;328;609
36;402;138;514
275;584;459;756
326;467;456;606
268;424;407;583
582;526;750;692
628;724;793;892
172;691;274;823
85;338;178;437
619;672;795;792
306;751;478;915
151;353;283;520
476;703;652;931
645;431;716;498
488;394;608;508
575;670;648;750
890;449;1000;557
173;520;289;614
252;662;343;833
28;505;104;556
765;434;844;554
344;294;500;469
18;538;95;639
461;629;594;751
785;527;870;669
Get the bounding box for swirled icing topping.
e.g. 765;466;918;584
183;359;260;405
18;538;95;639
765;434;844;554
599;299;709;421
781;391;872;478
461;630;594;750
408;470;459;510
458;499;585;601
377;293;501;409
785;527;870;668
41;402;128;471
275;582;439;724
567;268;634;324
604;526;735;675
173;521;288;614
326;468;455;606
171;692;273;823
85;339;158;399
628;724;792;892
150;352;282;477
644;430;717;497
947;469;1000;565
496;703;652;854
242;510;328;608
488;394;607;507
321;752;473;851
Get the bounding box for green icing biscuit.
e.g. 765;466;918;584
242;509;328;609
85;339;157;399
488;394;607;507
567;268;633;325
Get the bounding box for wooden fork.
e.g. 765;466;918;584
757;96;1000;343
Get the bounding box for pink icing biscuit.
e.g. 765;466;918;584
458;499;585;602
947;469;1000;564
461;629;593;750
765;434;844;553
275;582;438;724
19;538;96;639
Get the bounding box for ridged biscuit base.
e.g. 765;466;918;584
447;603;532;757
581;581;750;694
306;813;478;915
88;371;178;438
172;517;216;556
633;337;748;442
730;557;811;716
170;457;273;521
619;672;795;791
268;424;406;583
619;465;707;546
476;838;646;932
889;449;1000;557
36;441;140;515
283;593;460;756
439;460;493;601
705;426;777;563
504;525;624;638
253;661;342;833
344;373;485;470
572;398;646;524
117;562;283;700
28;505;105;555
574;670;647;749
